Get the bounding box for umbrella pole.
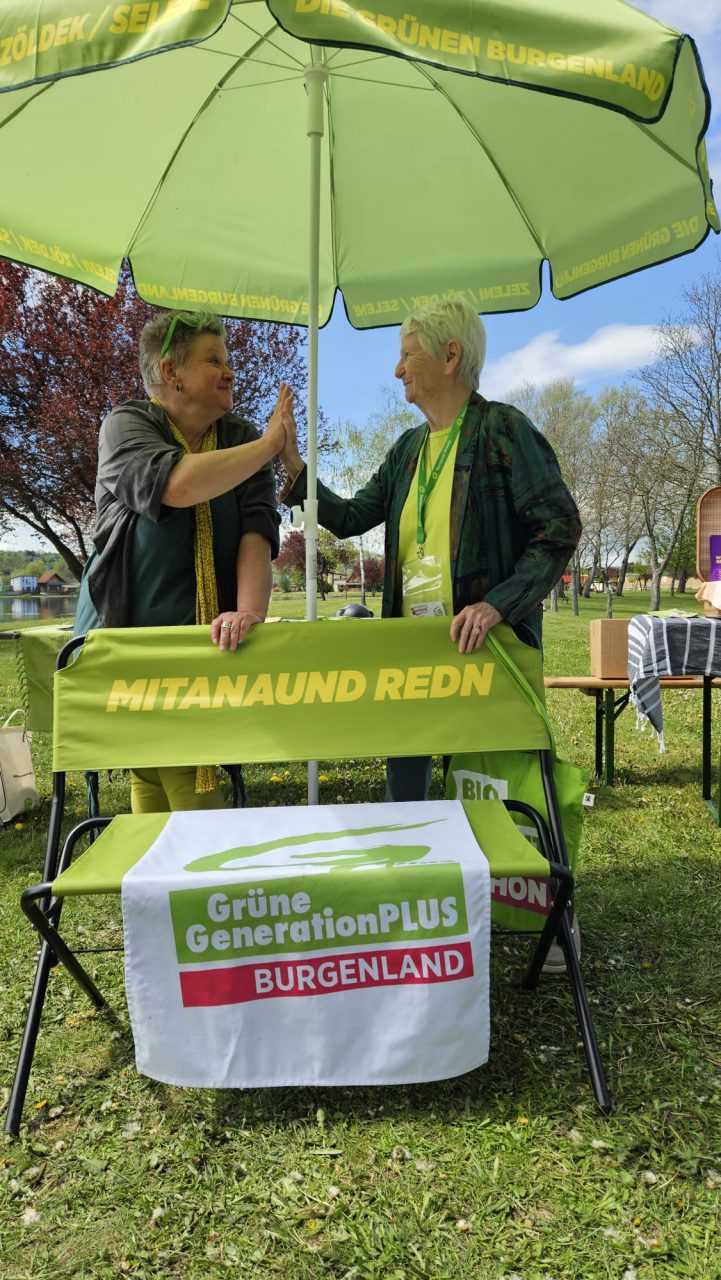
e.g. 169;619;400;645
304;56;328;806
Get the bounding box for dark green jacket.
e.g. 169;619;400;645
286;392;580;642
76;401;279;631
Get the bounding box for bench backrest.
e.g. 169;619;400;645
54;618;549;773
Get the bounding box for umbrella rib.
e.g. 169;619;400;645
325;71;433;91
195;46;301;75
632;119;700;177
416;63;547;260
221;72;304;91
0;80;52;132
127;21;304;255
325;68;340;308
225;9;306;70
323;49;386;70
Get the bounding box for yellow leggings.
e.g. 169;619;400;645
130;766;226;814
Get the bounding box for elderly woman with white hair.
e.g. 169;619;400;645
280;296;581;803
74;308;293;812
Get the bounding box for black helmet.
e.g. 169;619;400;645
334;603;374;618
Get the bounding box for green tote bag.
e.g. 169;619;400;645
446;632;588;931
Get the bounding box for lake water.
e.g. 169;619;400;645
0;594;77;624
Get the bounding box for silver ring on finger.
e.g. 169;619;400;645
221;620;232;630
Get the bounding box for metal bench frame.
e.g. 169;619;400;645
5;628;612;1134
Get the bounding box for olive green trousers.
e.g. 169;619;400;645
129;766;226;814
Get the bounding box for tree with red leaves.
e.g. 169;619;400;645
276;527;345;599
0;261;148;576
0;261;316;578
364;555;384;595
276;529;306;587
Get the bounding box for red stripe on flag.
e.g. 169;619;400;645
491;876;550;916
180;942;474;1007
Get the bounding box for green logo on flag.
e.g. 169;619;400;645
183;819;443;873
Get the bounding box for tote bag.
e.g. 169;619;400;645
446;633;587;931
0;710;37;825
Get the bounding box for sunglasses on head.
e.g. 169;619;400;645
159;312;203;360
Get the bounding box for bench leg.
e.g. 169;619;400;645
5;878;109;1138
594;690;618;787
702;677;721;824
603;689;616;786
594;691;604;779
523;893;612;1115
4;939;55;1137
559;910;613;1115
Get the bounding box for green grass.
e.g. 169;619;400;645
1;592;720;1279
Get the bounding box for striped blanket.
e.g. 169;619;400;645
627;615;721;750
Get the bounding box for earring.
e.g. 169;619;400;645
175;382;182;393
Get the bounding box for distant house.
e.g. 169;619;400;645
37;571;65;594
10;574;37;593
331;569;362;593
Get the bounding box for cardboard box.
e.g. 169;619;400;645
589;619;629;678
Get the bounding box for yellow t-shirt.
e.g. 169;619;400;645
397;426;459;617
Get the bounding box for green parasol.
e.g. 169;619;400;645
1;0;718;795
1;1;717;322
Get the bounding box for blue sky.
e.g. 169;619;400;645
316;0;721;427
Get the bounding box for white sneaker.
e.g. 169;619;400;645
542;912;581;975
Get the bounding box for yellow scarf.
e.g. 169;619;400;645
154;400;219;793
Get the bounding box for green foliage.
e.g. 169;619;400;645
0;548;70;582
18;558;46;578
328;392;419;495
1;595;720;1279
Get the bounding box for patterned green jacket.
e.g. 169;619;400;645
285;391;581;642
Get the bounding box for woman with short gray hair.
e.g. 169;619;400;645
280;294;580;803
400;298;486;390
138;307;227;391
75;308;293;813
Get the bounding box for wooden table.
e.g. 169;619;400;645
544;674;721;810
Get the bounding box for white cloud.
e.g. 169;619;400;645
483;325;662;398
639;1;721;36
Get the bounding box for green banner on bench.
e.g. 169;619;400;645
53;619;548;772
14;624;72;732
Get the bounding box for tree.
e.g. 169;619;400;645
0;261;150;577
619;400;704;610
629;561;652;590
276;530;306;589
276;527;343;599
640;270;721;485
506;378;595;615
659;502;699;595
593;386;646;597
22;559;47;577
364;555;384;596
334;544;359;595
325;392;417;600
316;529;342;600
0;261;315;579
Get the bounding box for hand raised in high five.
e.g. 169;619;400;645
265;382;295;457
278;392;305;482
